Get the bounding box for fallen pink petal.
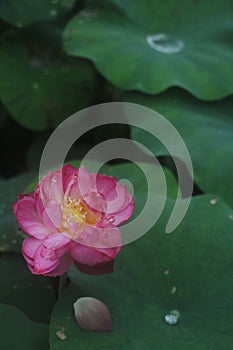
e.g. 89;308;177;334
73;297;112;332
13;164;134;276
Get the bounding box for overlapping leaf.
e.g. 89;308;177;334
0;44;96;130
63;0;233;99
0;304;49;350
127;89;233;207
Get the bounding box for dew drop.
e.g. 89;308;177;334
33;82;39;90
164;310;180;325
170;286;177;294
50;9;58;17
108;216;115;223
16;22;23;28
210;197;217;205
146;33;184;54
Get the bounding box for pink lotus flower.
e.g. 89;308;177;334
13;165;134;276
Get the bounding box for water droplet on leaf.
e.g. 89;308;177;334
164;310;180;325
74;297;112;332
210;197;217;205
146;33;184;54
171;286;177;294
50;9;58;17
33;82;39;90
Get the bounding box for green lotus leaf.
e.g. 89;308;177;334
127;89;233;208
63;0;233;100
0;255;55;323
0;44;96;130
0;304;49;350
50;194;233;349
0;0;75;28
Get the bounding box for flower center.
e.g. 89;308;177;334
59;196;102;236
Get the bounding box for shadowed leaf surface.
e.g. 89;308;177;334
50;194;233;350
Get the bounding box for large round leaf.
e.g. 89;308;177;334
63;0;233;100
0;255;56;323
0;0;75;28
50;194;233;349
127;89;233;208
0;44;96;130
0;304;49;350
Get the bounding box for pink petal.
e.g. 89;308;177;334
74;297;112;331
22;235;73;276
70;240;121;268
73;166;95;199
109;201;134;226
96;174;117;200
44;254;73;276
33;244;60;274
105;183;132;214
37;168;64;206
62;164;79;194
83;191;106;212
70;167;106;211
17;192;34;200
42;201;63;232
77;225;122;249
42;233;71;258
22;237;42;258
22;238;44;274
13;197;50;239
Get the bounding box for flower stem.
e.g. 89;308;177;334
58;273;69;297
